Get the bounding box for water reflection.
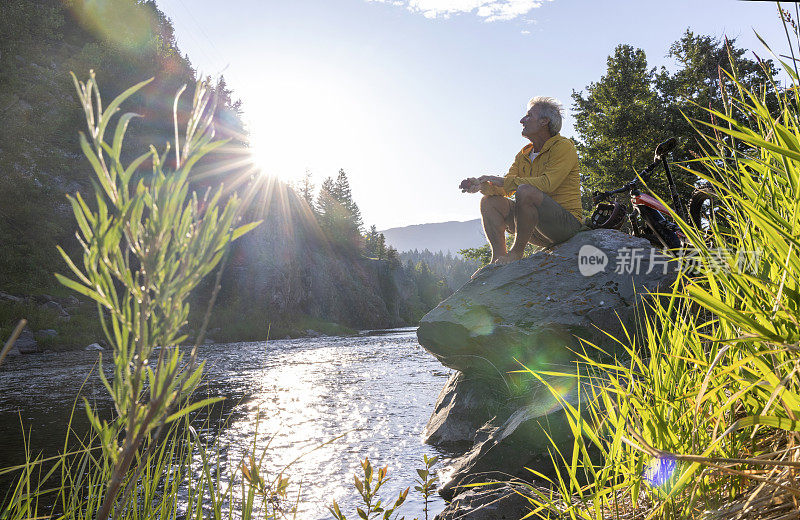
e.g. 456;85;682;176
0;329;450;519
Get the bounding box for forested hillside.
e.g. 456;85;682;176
0;0;457;345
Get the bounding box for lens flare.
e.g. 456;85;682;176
69;0;158;52
644;457;677;488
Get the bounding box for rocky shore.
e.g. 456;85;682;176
416;229;678;519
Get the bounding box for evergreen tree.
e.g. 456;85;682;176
572;33;779;207
364;225;381;257
655;31;779;176
386;246;400;269
333;169;363;232
298;169;315;207
377;233;386;260
315;174;361;251
572;45;667;204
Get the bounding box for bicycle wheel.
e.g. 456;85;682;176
689;183;731;245
649;220;682;250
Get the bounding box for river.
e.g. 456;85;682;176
0;328;452;519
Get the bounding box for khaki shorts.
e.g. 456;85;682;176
505;192;585;247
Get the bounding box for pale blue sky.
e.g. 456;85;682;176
156;0;790;229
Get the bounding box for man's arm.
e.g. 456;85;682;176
503;139;577;194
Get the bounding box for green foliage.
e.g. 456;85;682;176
572;32;778;209
0;403;299;520
316;170;363;251
521;22;800;519
364;225;388;259
329;457;410;520
399;249;477;290
573;45;664;199
55;72;257;519
459;235;538;267
413;455;439;520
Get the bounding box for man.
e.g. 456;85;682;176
460;97;585;265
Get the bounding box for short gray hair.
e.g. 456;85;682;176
528;96;563;136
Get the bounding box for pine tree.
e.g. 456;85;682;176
364;224;380;257
572;44;666;202
315;173;361;252
655;31;779;184
333;169;363;232
298;169;315;207
377;233;386;260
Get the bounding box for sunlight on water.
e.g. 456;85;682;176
199;331;450;518
0;329;450;519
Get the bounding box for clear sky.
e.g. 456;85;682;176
155;0;790;229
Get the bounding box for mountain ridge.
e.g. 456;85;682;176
380;219;486;254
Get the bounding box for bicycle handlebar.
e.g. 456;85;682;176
592;159;658;202
592;138;676;203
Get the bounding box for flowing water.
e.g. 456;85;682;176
0;328;453;519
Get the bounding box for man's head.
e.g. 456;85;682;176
520;96;563;141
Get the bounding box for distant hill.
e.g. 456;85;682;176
380;219;486;254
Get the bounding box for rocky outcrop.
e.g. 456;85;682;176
423;372;507;451
418;229;677;384
434;482;534;520
418;229;678;506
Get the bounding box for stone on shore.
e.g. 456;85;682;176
14;328;40;354
423;372;508;451
434;482;534;520
417;229;678;500
418;229;676;384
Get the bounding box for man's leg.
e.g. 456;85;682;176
480;195;513;263
495;185;542;265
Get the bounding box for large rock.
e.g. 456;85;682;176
438;378;589;499
418;229;678;499
424;372;509;451
418;229;677;385
435;482;533;520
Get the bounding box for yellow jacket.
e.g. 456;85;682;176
482;134;583;221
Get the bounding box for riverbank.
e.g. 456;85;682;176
0;290;373;352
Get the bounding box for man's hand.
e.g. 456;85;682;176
477;175;505;186
460;175;505;194
459;177;481;193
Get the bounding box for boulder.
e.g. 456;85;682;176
84;343;104;351
42;300;69;317
435;482;533;520
438;378;588;499
0;291;22;303
424;371;510;451
14;328;40;354
417;229;678;499
61;295;80;308
417;229;677;386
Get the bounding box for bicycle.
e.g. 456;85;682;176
588;138;716;250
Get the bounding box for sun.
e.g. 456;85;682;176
247;126;307;184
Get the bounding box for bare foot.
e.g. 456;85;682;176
493;251;524;265
471;265;489;278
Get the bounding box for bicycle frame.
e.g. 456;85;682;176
593;138;687;249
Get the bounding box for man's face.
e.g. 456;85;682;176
520;106;547;140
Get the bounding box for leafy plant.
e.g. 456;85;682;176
55;71;258;520
329;457;410;520
413;455;439;520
